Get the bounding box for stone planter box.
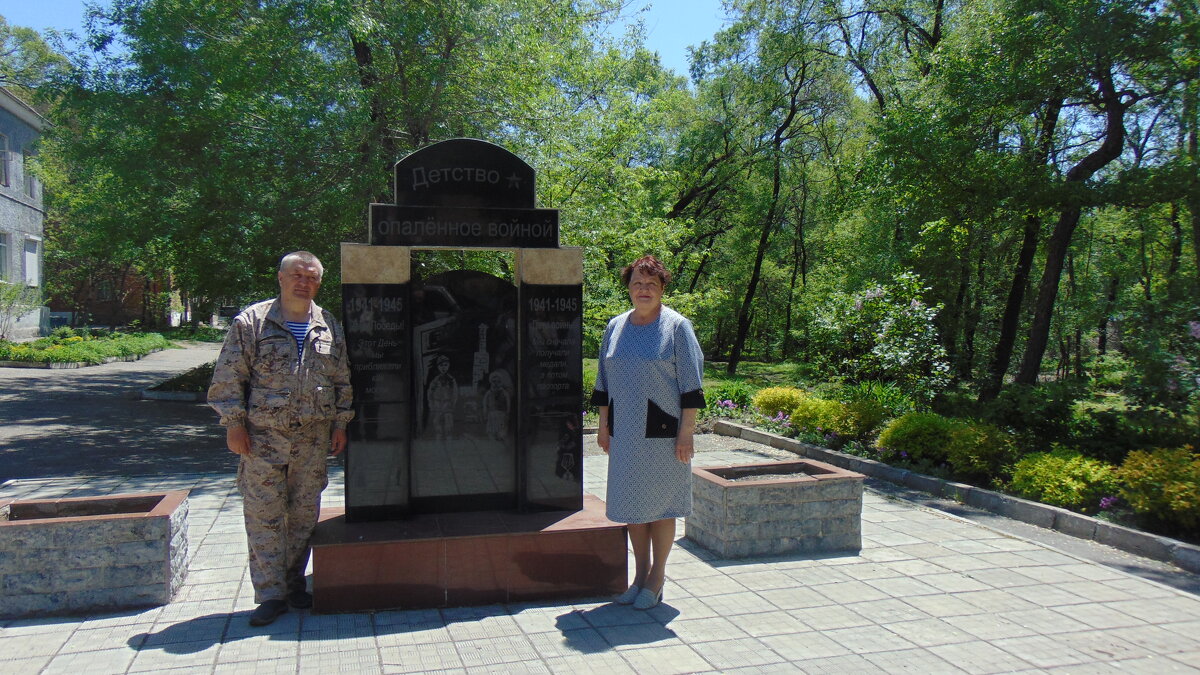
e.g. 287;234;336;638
687;460;863;558
0;491;189;618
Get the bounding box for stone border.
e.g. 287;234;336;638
713;420;1200;575
0;348;165;369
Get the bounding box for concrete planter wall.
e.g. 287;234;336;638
687;460;864;558
0;491;189;618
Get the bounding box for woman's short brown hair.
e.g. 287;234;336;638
621;255;672;287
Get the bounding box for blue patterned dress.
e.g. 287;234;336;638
591;306;705;524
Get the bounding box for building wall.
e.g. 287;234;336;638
0;89;48;340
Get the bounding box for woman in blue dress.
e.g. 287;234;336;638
591;255;705;610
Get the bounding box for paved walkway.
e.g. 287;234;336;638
2;345;1200;673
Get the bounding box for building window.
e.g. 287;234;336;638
0;134;8;187
23;149;36;198
24;238;40;287
0;232;9;282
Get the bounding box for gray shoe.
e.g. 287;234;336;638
613;585;641;605
633;587;662;610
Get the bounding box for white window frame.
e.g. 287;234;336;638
23;148;36;198
0;231;10;283
0;134;9;187
24;236;41;288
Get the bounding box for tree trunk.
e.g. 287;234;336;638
981;97;1062;399
1098;275;1118;355
1016;75;1128;385
727;152;783;375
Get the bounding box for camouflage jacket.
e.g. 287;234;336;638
208;298;354;432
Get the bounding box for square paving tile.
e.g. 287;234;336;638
689;636;785;670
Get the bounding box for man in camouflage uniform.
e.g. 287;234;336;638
208;251;353;626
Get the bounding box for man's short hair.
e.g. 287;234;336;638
278;251;324;278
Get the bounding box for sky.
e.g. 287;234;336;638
1;0;730;77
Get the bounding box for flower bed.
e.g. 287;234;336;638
0;328;173;366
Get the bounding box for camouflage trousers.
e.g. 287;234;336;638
237;421;331;603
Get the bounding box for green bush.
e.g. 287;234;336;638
752;386;807;418
805;271;951;404
1070;406;1196;464
842;380;917;418
1008;449;1119;513
877;412;963;465
789;397;843;436
1117;446;1200;533
946;421;1018;484
706;380;756;411
0;331;172;364
983;381;1084;449
833;399;888;440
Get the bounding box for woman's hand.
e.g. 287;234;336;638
675;433;694;463
676;408;698;463
597;406;611;453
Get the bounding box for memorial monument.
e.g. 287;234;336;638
311;139;625;611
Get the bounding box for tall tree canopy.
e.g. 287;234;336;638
22;0;1200;409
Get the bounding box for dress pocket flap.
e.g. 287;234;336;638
645;399;678;438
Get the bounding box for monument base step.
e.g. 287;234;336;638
311;494;626;612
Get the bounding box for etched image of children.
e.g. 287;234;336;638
482;370;512;441
426;355;458;441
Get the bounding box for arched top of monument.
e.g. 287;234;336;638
393;138;536;209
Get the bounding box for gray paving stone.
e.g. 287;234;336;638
542;651;636;674
863;647;967;673
454;634;539;667
381;640;463;672
617;643;714;674
689;636;786;669
926;641;1038;674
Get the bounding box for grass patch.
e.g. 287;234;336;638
0;328;174;365
151;361;215;392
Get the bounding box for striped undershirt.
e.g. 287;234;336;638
285;320;309;360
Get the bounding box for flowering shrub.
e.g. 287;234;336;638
945;421;1018;484
1119;309;1200;413
1117;446;1200;532
751;386;807;418
1008;449;1120;513
807;272;951;404
789;397;843;437
761;411;793;436
705;381;755;410
788;397;885;447
877;412;963;465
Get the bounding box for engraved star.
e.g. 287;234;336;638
507;173;522;188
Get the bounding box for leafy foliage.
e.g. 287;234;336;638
0;328;171;364
1117;447;1200;533
877;413;964;465
751;386;807;418
944;421;1018;484
807;273;951;403
1009;449;1121;514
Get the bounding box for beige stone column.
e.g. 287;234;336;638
340;243;410;284
516;247;583;285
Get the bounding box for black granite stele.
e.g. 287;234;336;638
343;139;583;521
518;284;584;512
342;283;411;520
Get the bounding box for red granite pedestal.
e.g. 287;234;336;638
310;494;627;612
